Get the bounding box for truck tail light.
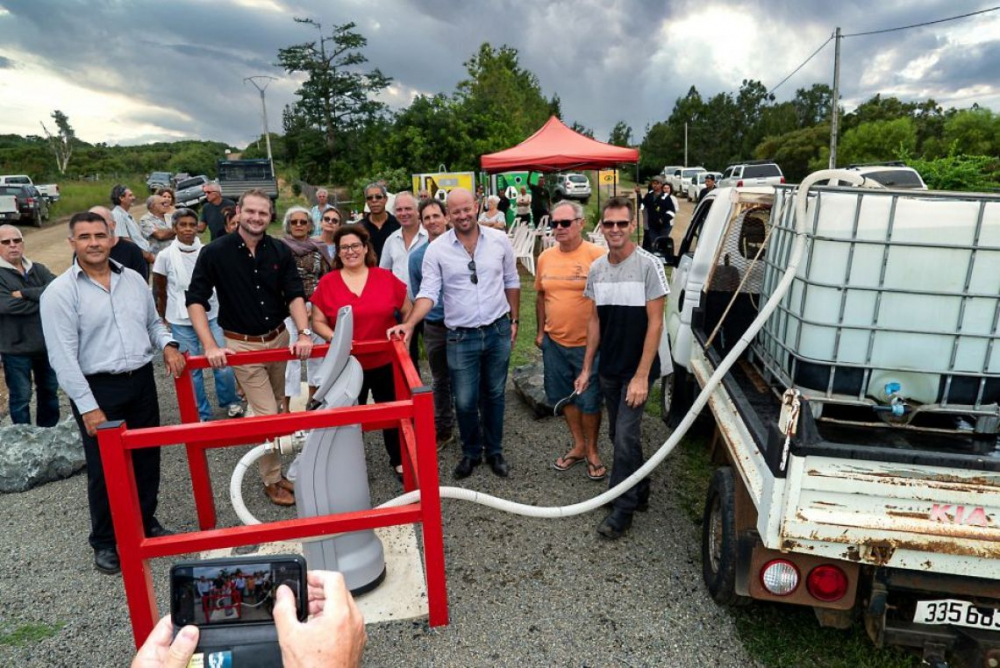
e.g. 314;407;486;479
806;565;848;601
736;180;744;187
26;197;35;206
760;559;799;596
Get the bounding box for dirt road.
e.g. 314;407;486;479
19;203;150;274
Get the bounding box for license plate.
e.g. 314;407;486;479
914;599;1000;630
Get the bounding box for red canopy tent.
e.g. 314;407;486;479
480;116;639;173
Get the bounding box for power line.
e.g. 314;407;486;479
769;36;833;94
843;5;1000;37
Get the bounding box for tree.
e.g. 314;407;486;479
756;125;830;182
791;84;832;127
40;110;75;174
942;108;999;156
608;121;632;147
277;19;391;152
838;117;917;166
570;121;594;138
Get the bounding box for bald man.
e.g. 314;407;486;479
89;206;148;280
388;188;520;479
0;224;59;426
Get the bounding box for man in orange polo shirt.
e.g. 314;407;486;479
534;200;608;480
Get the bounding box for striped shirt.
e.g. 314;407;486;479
584;247;669;379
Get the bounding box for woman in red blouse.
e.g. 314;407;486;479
311;224;412;480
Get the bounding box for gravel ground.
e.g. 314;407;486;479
0;360;756;666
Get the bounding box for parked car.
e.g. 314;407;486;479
718;161;785;188
684;171;723;201
0;175;60;203
146;171;173;192
548;172;592;203
661;165;683;182
0;184;49;226
174;175;210;208
675;167;707;197
815;163;928;190
664;167;684;193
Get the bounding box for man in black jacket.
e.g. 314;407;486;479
0;224;59;426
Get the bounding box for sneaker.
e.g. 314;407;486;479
227;404;245;418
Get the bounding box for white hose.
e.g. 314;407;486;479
230;171;865;526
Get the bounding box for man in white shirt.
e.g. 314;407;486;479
110;184;153;262
379;192;428;370
151;208;243;421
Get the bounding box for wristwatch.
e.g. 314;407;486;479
300;328;314;337
165;341;180;350
510;319;519;325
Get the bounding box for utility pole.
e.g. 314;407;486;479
245;75;277;166
828;27;841;169
684;122;689;167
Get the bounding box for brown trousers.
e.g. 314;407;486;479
225;329;290;485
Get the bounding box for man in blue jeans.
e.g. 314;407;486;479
151;209;242;421
576;196;668;539
0;224;59;426
389;188;520;479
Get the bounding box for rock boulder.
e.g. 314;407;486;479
511;362;553;418
0;418;85;493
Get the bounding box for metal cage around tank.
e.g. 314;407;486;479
749;185;1000;428
97;337;449;649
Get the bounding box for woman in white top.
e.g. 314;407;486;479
478;195;506;230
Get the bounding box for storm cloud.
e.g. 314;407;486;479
0;0;998;146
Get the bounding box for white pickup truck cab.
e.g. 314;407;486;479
658;175;1000;666
0;175;59;202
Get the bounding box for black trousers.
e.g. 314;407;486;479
71;363;162;550
360;363;401;468
408;321;424;379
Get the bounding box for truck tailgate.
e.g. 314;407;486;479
781;455;1000;578
0;195;18;220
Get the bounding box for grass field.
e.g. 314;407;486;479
48;177;148;219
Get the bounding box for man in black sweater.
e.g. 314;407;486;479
0;224;59;426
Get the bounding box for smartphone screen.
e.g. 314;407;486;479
170;555;306;628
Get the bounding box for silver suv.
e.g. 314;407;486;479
550;173;592;203
719;161;785;188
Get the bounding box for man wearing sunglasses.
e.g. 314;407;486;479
361;182;400;263
534;202;607;481
0;224;59;426
575;196;669;539
388;188;520;480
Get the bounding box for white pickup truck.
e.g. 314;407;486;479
658;172;1000;666
0;175;59;203
0;194;19;223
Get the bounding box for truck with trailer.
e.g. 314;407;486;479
216;159;278;204
658;172;1000;666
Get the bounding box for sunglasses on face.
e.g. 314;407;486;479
365;194;385;201
468;259;478;284
0;238;23;246
322;216;341;223
551;218;579;228
601;220;631;229
289;219;310;226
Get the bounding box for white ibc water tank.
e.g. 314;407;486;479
756;186;1000;407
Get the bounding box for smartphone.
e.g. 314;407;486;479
170;555;307;629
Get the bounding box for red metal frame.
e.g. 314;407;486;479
98;338;448;648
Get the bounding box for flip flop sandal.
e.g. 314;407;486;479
551;453;586;472
586;461;608;481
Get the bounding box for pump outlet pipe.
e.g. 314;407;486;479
230;171;869;528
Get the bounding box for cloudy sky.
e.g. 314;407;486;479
1;0;999;148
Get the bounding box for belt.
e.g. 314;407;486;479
425;319;446;326
86;362;151;380
451;314;509;332
223;323;286;343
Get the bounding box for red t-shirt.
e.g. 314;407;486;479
311;267;407;368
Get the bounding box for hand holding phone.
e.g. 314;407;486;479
273;571;367;668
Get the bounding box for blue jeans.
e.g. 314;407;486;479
446;316;512;460
2;352;60;426
171;321;240;421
